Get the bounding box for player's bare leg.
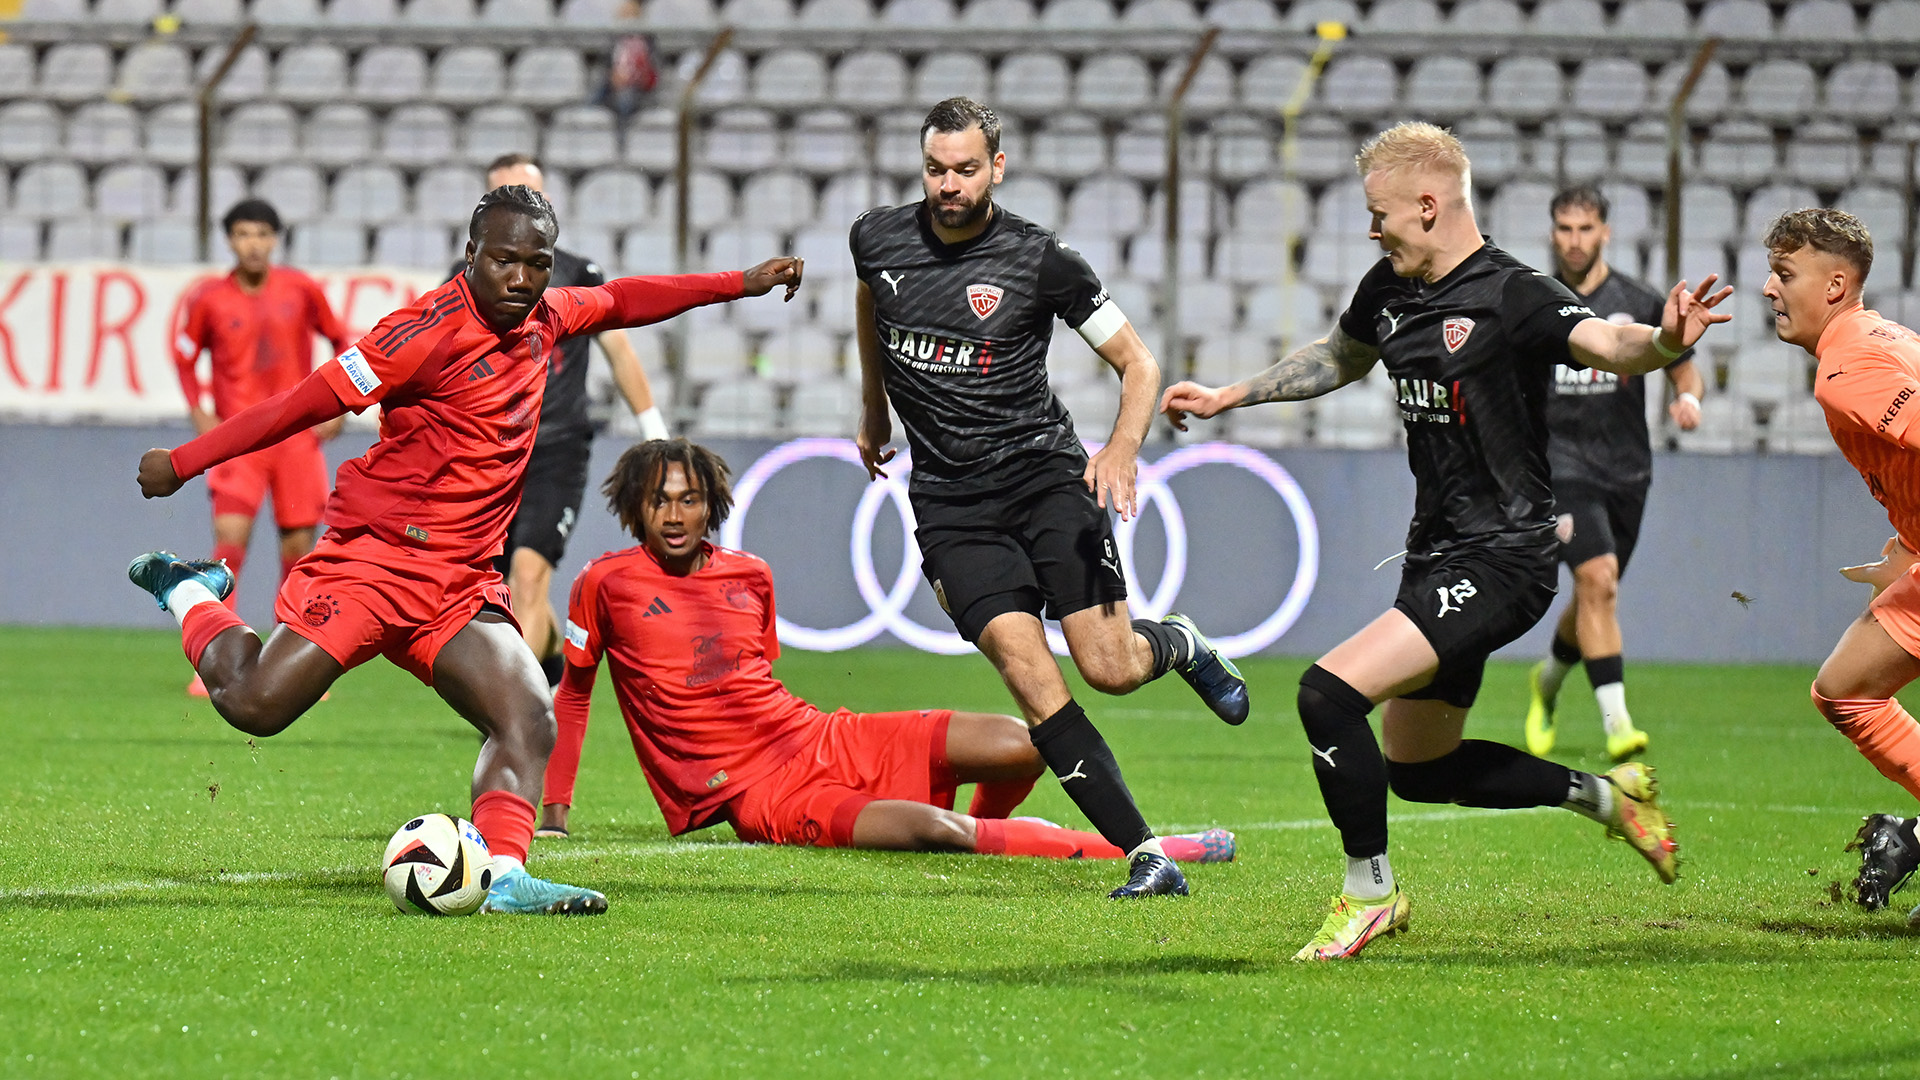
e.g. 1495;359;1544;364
1062;602;1250;725
185;513;260;698
977;612;1185;896
432;613;606;915
194;627;343;736
277;525;317;580
1812;612;1920;815
506;547;563;684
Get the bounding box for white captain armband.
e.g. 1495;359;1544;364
564;620;589;650
1073;299;1128;350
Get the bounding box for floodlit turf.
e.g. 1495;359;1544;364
5;627;1920;1078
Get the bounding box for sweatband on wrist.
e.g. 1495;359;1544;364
636;405;669;440
1652;330;1685;360
1675;391;1700;409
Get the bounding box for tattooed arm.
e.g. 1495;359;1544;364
1159;325;1380;430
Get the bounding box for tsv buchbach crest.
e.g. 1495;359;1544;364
966;283;1004;320
1443;316;1475;353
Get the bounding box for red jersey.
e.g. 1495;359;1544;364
1815;303;1920;550
563;542;826;834
173;267;350;419
311;271;742;565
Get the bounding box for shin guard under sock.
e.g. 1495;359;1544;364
471;789;536;865
968;776;1039;819
1386;739;1574;809
1813;688;1920;802
1541;632;1582;699
1297;664;1389;858
181;602;249;668
973;817;1124;859
1029;700;1155;853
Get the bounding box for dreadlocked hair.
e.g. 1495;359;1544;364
468;183;558;245
603;438;735;543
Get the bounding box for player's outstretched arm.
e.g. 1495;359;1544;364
1086;322;1158;520
1571;275;1734;376
853;280;896;481
1160;325;1378;430
139;370;349;499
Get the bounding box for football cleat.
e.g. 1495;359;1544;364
1161;828;1236;864
128;551;233;612
479;865;608;915
1107;851;1189;898
1162;613;1250;725
1603;762;1679;884
1606;725;1650;763
1292;888;1410;961
1847;813;1920;911
533;825;570;840
1524;660;1558;756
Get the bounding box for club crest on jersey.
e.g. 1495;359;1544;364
1443;317;1475;353
966;283;1004;320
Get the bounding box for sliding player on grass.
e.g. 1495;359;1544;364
1763;209;1920;913
544;439;1237;864
1160;122;1724;960
128;184;803;915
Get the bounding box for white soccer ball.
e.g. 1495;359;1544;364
382;814;494;916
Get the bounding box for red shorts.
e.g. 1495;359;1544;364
274;531;515;686
206;431;329;528
1872;562;1920;659
726;709;958;847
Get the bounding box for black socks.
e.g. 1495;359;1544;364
1387;740;1574;809
1030;699;1154;853
1298;664;1389;859
1551;632;1582;666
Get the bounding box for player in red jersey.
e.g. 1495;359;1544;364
128;185;804;914
544;439;1237;864
172;200;351;696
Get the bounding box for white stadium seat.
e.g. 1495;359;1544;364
543;105;620;169
431;46;507;103
275;44;350;104
95;164;168;222
352;46;429;105
751;49;829;105
1075;54;1152;112
829;51;909;112
39;44;113;103
414;166;484;226
330;164;408;222
382;105;458;168
740;169;816;233
461;105;539;167
302;104;376;167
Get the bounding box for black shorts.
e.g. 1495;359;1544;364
1393;544;1559;708
498;434;593;572
911;459;1128;644
1554;483;1648;576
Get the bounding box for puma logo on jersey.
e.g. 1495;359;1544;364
1058;760;1090;783
880;270;906;295
1435;578;1477;618
1311;745;1338;768
642;596;673;617
1381;309;1406;339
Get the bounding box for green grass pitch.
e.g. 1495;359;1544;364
5;626;1920;1078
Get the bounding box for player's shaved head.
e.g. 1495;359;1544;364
1765;208;1873;281
1356;122;1473;205
605;438;735;543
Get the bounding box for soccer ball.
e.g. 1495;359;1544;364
381;814;494;916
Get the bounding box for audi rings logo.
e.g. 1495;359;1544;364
719;439;1320;658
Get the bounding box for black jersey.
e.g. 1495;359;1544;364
1338;243;1598;554
1546;269;1687;492
446;247;607;443
850;202;1112;494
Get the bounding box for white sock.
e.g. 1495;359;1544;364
1539;654;1576;700
1344;853;1394;900
1128;837;1166;860
1594;682;1632;737
1562;771;1614;823
491;854;524;878
164;581;223;627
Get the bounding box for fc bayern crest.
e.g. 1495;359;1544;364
1442;316;1475;353
966;283;1004;320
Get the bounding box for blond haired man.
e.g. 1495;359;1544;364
1162;122;1731;959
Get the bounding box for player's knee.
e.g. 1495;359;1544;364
1077;654;1139;696
211;687;301;737
1810;682;1874;727
919;810;974;851
1385;755;1459;804
1572;560;1619;606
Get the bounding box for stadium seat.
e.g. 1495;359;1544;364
302;104;375;166
657;169;736;231
639;0;714;25
273;44;349;104
791;225;855;280
1288;115;1356;185
780;110;858;175
1076;54;1152;112
1529;0;1603;33
1063;176;1146;238
574;168;654;227
289;221;369;266
1157;52;1232;114
1838;185;1909;254
1053;378;1121;434
406;0;479;24
508;46;587;107
127;220;201;263
382;105;458;168
166;164;246;220
0;44;32;100
807;274;859;332
1540;117;1607;180
1313;370;1397;449
1611;0;1690;36
62;102;137;166
1040;0;1113;27
820;171;895;226
1361;0;1440;32
1569;58;1647;121
1314;178;1367;234
786;375;862;437
1215;232;1283;286
412;166;482;226
136;102;194;167
1695;0;1773;39
879;0;955;25
1865;122;1920;186
1823;60;1901;126
116;42;193;104
871;109;927;176
12;161;87;220
202;43;271;101
1697;120;1778;187
1243;282;1328;339
94;163;168;222
251;0;323;22
994;52;1071;117
1611;118;1674;186
1226;398;1311;448
1650;60;1730;121
1210;113;1274;184
912;52;989;104
702;108;779;173
331;0;399;21
957;0;1033;26
1770;394;1832;455
756;325;841;379
830;51;909;112
1600;181;1651;245
537;170;574;218
352;45;428;105
619;225;678;274
256;162;328;222
1285;0;1358;31
330;164;407;222
1237;54;1307;113
1231;178;1307;235
1678;182;1739;245
1125;230;1205;283
1109;116;1167;182
38;44;112;104
797;0;872;27
1783;121;1861;190
1190;330;1275;386
430;46;506;103
1444;0;1521;33
1029;114;1107;179
47;219;124;261
1867;1;1920;40
1673;393;1745;453
480;0;555;25
675;46;746;105
96;0;160;20
1489;180;1553;251
718;0;794;25
1318;55;1397;119
990;174;1060;226
692;376;780;436
1738;59;1817;125
750;49;828;105
1403;57;1483;124
1450;117;1519;185
1742;183;1818;245
544;105;619;169
1302;232;1379;288
1779;0;1857;39
1728;341;1805;403
1485;56;1563;122
18;0;82;16
621;108;678;174
1143;182;1218;245
1125;0;1197;26
0;218;39;262
461;104;539;167
375;222;455;268
219;102;299;167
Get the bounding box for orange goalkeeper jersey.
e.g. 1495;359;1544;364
1815;302;1920;550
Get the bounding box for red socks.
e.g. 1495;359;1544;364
181;603;248;667
471;789;536;865
968;776;1039;819
972;817;1124;859
212;541;246;610
1813;688;1920;802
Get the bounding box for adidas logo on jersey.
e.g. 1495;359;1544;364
642;596;673;617
466;357;495;382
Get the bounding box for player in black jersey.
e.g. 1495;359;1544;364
453;156;671;837
850;97;1249;899
1163;123;1729;959
1522;186;1708;764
